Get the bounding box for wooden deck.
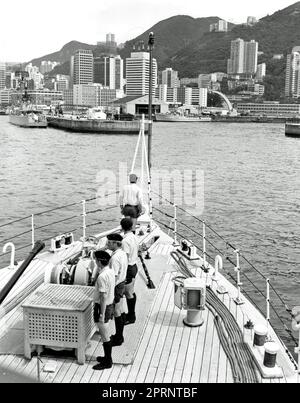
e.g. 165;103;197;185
0;228;297;383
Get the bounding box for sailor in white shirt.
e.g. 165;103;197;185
92;250;115;371
121;218;139;325
120;173;144;233
106;233;128;347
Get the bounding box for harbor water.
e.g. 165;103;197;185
0;115;299;345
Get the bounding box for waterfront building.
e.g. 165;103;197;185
210;20;228;32
285;48;300;98
236;102;300;117
227;39;258;76
162;68;180;88
112;95;168;115
71;50;94;86
63;89;74;106
73;84;98;107
94;55;124;90
256;63;266;81
26;90;63;105
125;52;157;97
0;89;14;105
0;63;6;90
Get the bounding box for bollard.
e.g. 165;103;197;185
253;325;268;347
264;342;279;368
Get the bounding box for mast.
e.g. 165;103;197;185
148;32;155;174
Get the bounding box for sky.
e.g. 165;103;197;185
0;0;297;62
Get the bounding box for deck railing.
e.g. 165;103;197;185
0;192;298;369
151;192;299;368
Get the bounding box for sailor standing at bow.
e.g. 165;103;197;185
120;173;144;233
121;218;139;325
92;251;115;371
106;233;128;347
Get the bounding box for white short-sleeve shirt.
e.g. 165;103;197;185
122;232;139;266
109;248;128;285
93;266;115;305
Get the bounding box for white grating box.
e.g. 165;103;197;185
22;284;95;365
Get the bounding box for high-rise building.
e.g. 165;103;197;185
54;75;70;92
72;50;94;86
210;20;228;32
126;52;157;97
244;40;258;75
199;88;208;107
0;63;6;90
40;61;59;74
25;63;44;89
94;56;123;90
227;39;245;75
256;63;266;81
227;39;258;76
285;48;300;98
247;16;258;26
162;68;180;88
73;84;98;107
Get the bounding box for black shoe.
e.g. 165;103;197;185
96;356;105;363
111;334;124;346
124;314;136;326
93;360;112;371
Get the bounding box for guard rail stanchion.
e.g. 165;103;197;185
31;214;35;248
173;204;179;246
292;308;300;383
234;250;244;305
266;278;270;331
202;222;207;270
82;200;86;240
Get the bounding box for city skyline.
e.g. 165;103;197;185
0;0;297;62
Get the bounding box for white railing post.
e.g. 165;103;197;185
31;214;35;248
292;308;300;383
82;200;86;240
202;222;207;270
2;242;17;270
173;204;179;246
266;278;270;331
234;250;244;305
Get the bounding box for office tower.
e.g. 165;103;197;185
126;52;157;97
54;75;70;92
94;55;123;90
162;68;179;88
0;63;6;90
285;48;300;98
72;50;94;86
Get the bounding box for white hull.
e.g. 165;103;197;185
9;115;48;128
155;114;212;122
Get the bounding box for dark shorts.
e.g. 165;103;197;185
114;281;125;304
122;205;141;219
126;264;138;285
93;303;114;324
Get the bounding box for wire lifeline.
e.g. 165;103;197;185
0;215;32;229
34;215;78;231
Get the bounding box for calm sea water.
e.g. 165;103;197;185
0;115;299;343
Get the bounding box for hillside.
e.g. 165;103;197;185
30;41;96;67
28;2;300;99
